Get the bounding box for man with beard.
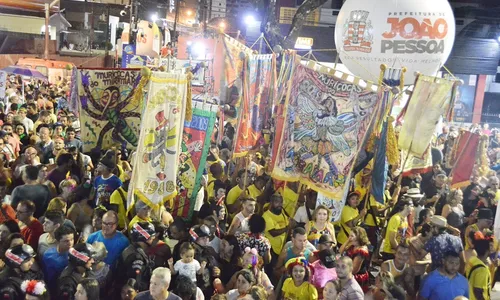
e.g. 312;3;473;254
424;216;465;272
419;251;469;300
227;197;256;235
275;227;312;279
337;256;364;300
263;194;296;278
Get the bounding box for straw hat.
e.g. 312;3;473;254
430;215;447;228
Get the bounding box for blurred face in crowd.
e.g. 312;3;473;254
292;233;307;251
67;130;76;141
43;218;60;234
242;199;256;215
3;125;13;135
20;257;34;272
395;246;410;266
270;196;283;215
54;126;64;137
336;258;353;279
236;274;252;295
220;239;234;261
15;124;25;136
93;215;103;231
442;255;460;276
348;194;360;208
16;204;31;223
291;265;306;284
315;208;329;223
60;116;69;126
323;281;338;300
121;285;137;300
39;127;50;143
38;166;48;181
149;275;168;299
0;224;11;243
54;138;65;151
24;147;38;164
58;233;74;253
101;212;118;238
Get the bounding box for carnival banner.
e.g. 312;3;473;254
130;72;189;208
398;75;455;157
451;131;480;188
172;102;218;219
234;54;276;157
397;147;433;177
78;68;145;152
272;63;379;199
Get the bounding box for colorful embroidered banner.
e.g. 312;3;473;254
397;147;433;177
130;72;189;208
78;68;144;152
398;75;455;157
234;54;276;157
172;102;218;219
272;63;379;199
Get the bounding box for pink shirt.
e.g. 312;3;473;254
310;260;337;289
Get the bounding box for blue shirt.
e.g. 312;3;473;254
420;269;469;300
87;230;129;266
424;233;463;270
94;175;122;206
42;247;69;283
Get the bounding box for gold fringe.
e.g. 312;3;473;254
386;117;399;166
185;72;193;121
131;67;152;110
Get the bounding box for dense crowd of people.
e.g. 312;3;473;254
0;75;499;300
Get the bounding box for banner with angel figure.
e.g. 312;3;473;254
78;68;146;152
129;72;189;208
272;64;379;199
172;102;218;220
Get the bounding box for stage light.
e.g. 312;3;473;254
244;15;255;25
151;13;158;22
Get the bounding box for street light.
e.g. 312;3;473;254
219;21;226;30
151;13;158;22
244;15;255;25
186;10;192;16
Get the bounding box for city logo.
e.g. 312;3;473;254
342;10;373;53
124;44;135;55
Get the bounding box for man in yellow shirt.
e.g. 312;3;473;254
337;192;366;246
381;198;413;261
226;170;251;219
128;200;153;231
109;180;130;230
263;194;295;257
467;234;491;300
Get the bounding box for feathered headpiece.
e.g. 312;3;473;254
21;280;47;296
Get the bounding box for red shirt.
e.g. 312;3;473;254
21;219;44;251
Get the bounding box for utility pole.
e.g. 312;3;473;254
44;0;60;60
173;0;180;45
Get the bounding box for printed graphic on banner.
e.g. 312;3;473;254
273;64;378;199
317;192;346;222
130;72;188;207
452;74;476;123
78;69;143;152
173;104;217;219
234;54;275;157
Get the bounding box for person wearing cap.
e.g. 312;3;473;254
465;208;494;250
337;191;367;247
128;200;153;232
0;244;43;299
310;248;338;296
424;215;465;271
93;155;122;207
56;243;96;299
423;173;449;216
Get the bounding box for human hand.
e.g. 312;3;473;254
201;261;207;269
212;266;221;277
360;208;368;217
168;258;174;266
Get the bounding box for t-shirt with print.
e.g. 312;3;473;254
467;256;490;300
424;232;464;270
94;174;122;206
174;259;201;282
382;214;408;254
236;232;271;258
282;278;318;300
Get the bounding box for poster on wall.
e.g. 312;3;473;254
453;74;476;123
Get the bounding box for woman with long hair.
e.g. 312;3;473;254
442;189;466;231
305;205;336;248
415;208;433;233
339;226;371;292
337;191;367;247
381;197;414;261
463;183;481;216
67;182;94;232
